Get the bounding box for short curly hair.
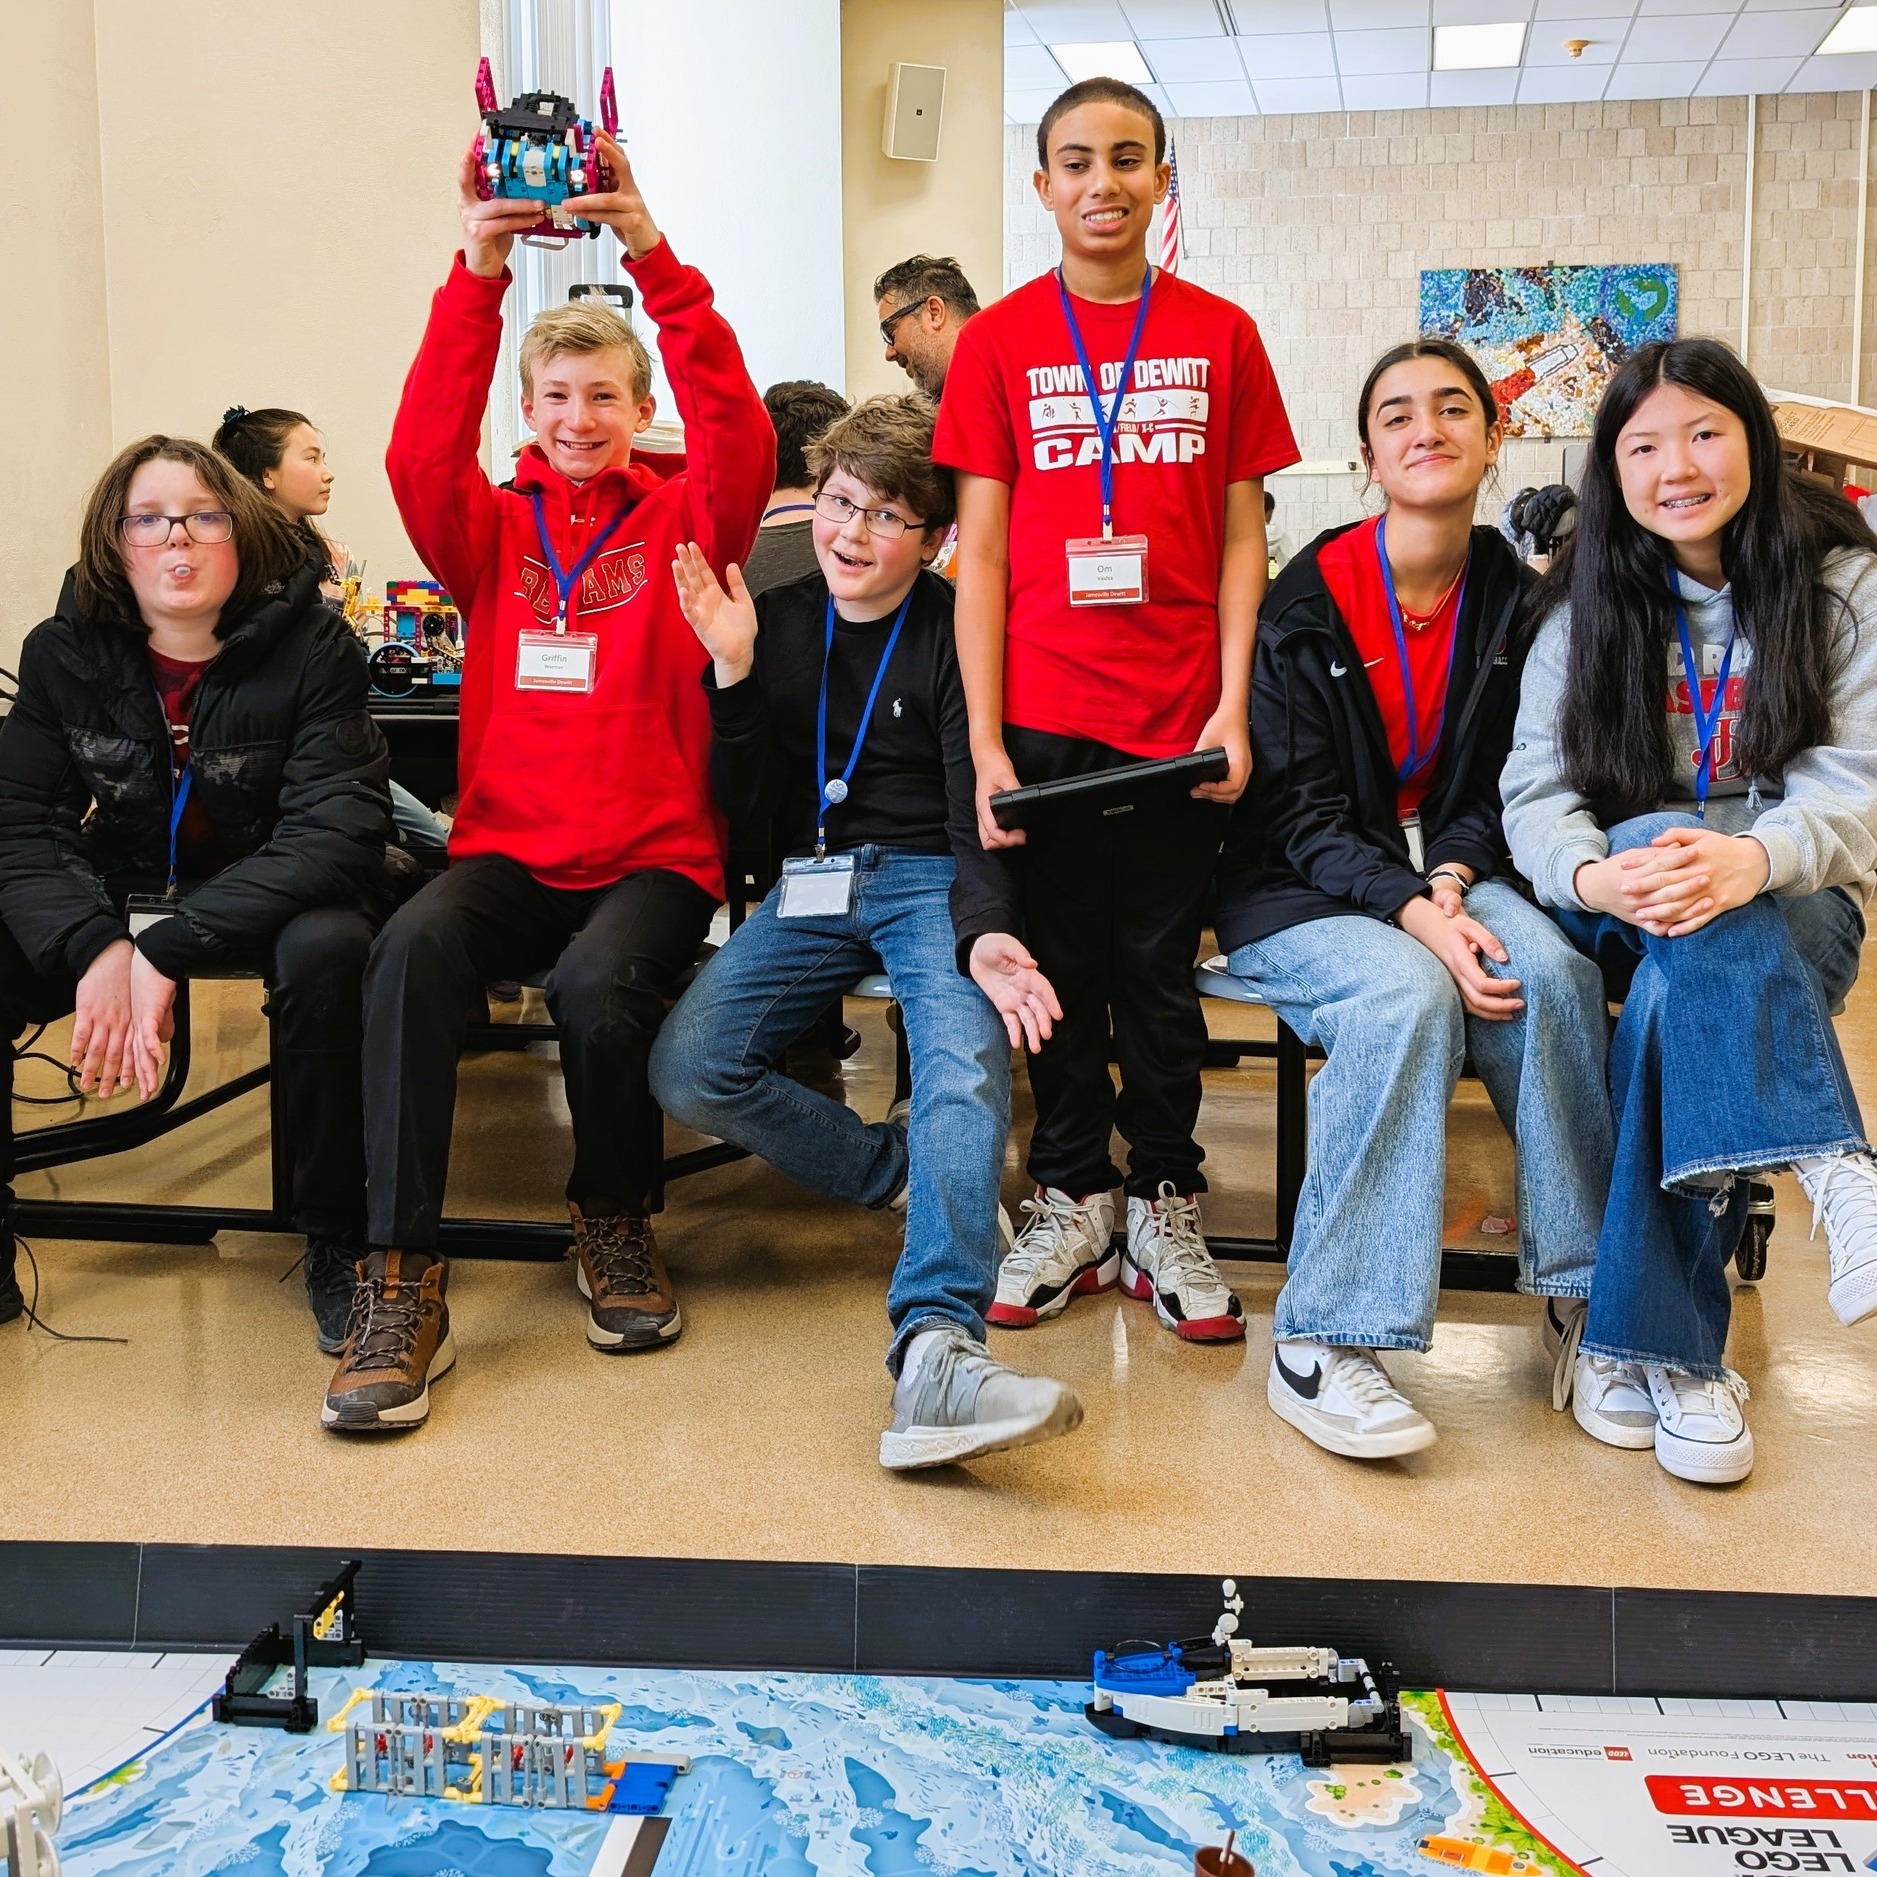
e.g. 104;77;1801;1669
764;380;850;490
807;396;955;535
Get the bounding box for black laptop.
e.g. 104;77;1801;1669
989;748;1230;831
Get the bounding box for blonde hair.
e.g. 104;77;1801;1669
806;395;955;534
519;302;654;402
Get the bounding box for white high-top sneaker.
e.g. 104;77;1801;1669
986;1188;1117;1328
1267;1340;1436;1458
1795;1151;1877;1327
1121;1182;1244;1342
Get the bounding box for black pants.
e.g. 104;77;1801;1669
0;905;376;1239
1006;727;1227;1201
361;853;716;1245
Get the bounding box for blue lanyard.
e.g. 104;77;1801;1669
527;490;634;629
1374;516;1468;785
814;590;914;855
1056;266;1154;540
1672;581;1737;820
165;765;192;896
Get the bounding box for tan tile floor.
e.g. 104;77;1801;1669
3;964;1875;1593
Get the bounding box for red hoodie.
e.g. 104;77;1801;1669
386;241;772;896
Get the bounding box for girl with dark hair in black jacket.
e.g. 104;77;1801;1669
0;436;394;1344
1212;341;1613;1462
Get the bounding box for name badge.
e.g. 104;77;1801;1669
1067;534;1149;607
516;629;598;693
777;854;856;919
1399;812;1425;871
124;892;173;938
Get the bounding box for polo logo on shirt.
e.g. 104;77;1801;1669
516;543;650;623
1025;357;1212;472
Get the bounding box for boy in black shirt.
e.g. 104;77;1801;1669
651;397;1081;1470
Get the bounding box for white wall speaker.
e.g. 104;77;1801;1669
882;62;946;163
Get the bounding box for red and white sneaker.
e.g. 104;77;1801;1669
1121;1182;1244;1343
987;1188;1118;1328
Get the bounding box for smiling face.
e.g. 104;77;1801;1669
812;468;937;617
1034;102;1167;273
262;422;333;522
521;345;656;482
1613;380;1751;573
120;459;240;630
1361;356;1502;514
877;296;955;399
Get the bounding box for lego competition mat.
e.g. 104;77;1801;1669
20;1652;1877;1875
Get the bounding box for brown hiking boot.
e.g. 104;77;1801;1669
569;1201;682;1353
321;1250;455;1432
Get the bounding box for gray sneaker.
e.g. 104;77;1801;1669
880;1325;1084;1470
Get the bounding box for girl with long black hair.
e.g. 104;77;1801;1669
1505;337;1877;1486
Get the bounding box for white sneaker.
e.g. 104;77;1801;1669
1121;1182;1245;1343
879;1325;1084;1470
1646;1365;1754;1484
986;1188;1117;1328
1267;1340;1436;1458
1796;1151;1877;1326
1572;1353;1658;1450
1540;1296;1587;1410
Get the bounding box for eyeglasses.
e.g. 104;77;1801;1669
120;511;235;546
878;299;928;346
813;492;921;539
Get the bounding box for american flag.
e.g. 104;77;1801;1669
1159;139;1184;276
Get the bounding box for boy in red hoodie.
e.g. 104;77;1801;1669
321;132;771;1434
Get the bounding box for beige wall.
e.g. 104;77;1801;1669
0;3;112;665
841;0;1002;400
1008;92;1877;545
0;0;479;667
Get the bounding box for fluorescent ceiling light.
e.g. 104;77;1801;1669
1433;21;1527;70
1819;6;1877;54
1049;40;1155;85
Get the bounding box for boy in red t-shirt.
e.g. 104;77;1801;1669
934;78;1298;1344
321;130;772;1435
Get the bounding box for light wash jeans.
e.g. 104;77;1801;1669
1226;880;1612;1349
1548;811;1869;1380
649;846;1009;1373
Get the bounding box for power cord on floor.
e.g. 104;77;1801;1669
12;1023;84;1106
9;1234;130;1345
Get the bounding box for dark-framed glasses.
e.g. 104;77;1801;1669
878;299;927;345
813;492;920;539
120;511;235;546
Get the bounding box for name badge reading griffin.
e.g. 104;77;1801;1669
777;854;857;919
1067;534;1148;607
516;630;598;693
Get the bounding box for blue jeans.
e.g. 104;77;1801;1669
1226;880;1611;1349
1548;811;1869;1380
649;847;1010;1372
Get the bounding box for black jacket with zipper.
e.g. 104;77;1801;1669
0;557;393;982
1214;521;1535;953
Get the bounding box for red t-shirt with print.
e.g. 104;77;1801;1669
933;267;1298;757
1317;516;1463;819
148;648;221;877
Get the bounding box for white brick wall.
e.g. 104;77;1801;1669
1006;93;1877;546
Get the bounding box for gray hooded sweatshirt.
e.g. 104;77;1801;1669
1502;548;1877;911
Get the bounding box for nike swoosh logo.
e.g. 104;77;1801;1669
1329;662;1347;678
1273;1347;1323;1399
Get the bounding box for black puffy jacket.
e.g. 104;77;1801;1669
0;558;393;980
1214;522;1535;953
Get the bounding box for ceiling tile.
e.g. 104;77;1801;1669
1007;42;1071;85
1225;0;1330;27
1433;0;1534;18
1635;0;1733;12
1791;47;1877;83
1718;6;1838;53
1331;0;1429;25
1623;11;1732;54
1005;8;1042;44
1431;63;1524;97
1602;56;1713;92
1343;69;1433;102
1236;28;1340;72
1744;0;1843;9
1696;52;1803;87
1534;0;1631;11
1005;86;1067;121
1526;17;1629;59
1014;0;1137;36
1518;56;1616;93
1335;24;1434;69
1163;75;1262;109
1122;0;1233;35
1142;33;1247;76
1252;72;1348;107
1140;81;1180;112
